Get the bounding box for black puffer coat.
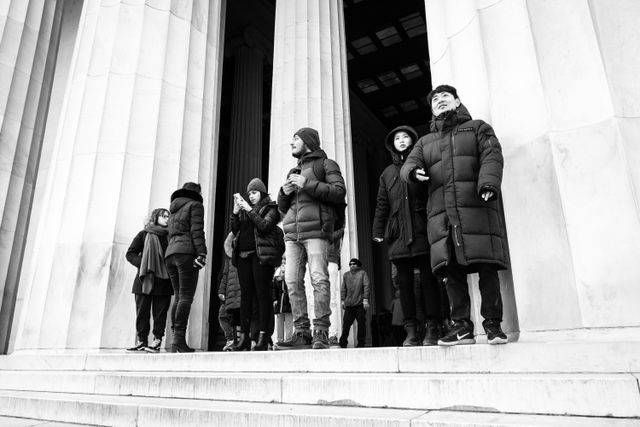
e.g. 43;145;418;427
126;230;174;295
218;233;240;310
372;126;429;261
400;104;508;272
231;197;282;267
165;189;207;259
277;149;346;241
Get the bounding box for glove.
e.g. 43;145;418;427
193;254;206;269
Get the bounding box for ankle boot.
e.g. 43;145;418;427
403;323;420;347
253;332;269;351
230;332;251;351
171;328;195;353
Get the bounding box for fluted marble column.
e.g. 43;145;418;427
0;0;62;352
9;0;226;352
225;34;264;222
268;0;357;271
425;0;640;339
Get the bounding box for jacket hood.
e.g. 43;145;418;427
430;103;473;133
298;148;328;165
169;188;203;213
385;125;418;165
223;232;234;258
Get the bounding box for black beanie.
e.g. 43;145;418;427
182;182;201;194
427;84;459;111
294;127;321;152
247;178;267;194
349;258;362;267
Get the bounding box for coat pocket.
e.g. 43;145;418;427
384;209;400;241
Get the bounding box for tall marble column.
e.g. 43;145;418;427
425;0;640;339
268;0;357;270
9;0;227;352
225;31;264;222
0;0;63;352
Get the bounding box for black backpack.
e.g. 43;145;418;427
311;158;347;230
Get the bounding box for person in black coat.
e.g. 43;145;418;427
125;208;173;352
230;178;283;351
373;125;449;346
166;182;208;353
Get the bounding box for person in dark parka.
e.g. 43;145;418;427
400;84;509;346
166;182;208;353
218;231;241;350
125;208;173;352
230;178;282;351
372;125;449;346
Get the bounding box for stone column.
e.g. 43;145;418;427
268;0;355;338
9;0;226;352
224;31;264;223
425;0;640;340
0;0;63;353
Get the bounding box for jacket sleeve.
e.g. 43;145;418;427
476;121;504;199
190;202;207;255
363;271;370;300
230;213;240;234
218;258;229;295
277;188;293;217
372;174;389;240
341;273;347;302
248;205;278;234
400;139;427;183
125;231;144;268
302;159;346;204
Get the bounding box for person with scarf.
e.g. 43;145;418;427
125;208;173;352
373;125;449;346
400;85;509;346
229;178;283;351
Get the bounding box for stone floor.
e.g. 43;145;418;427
0;416;92;426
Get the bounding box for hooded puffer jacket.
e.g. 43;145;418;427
230;197;282;267
372;126;429;261
277;149;346;241
165;188;207;259
400;104;508;272
218;233;240;310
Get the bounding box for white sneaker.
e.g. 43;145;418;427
222;340;235;351
144;338;162;353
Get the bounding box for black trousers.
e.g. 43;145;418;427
340;304;366;347
393;255;449;326
166;254;200;333
237;254;274;334
134;293;171;342
445;254;503;326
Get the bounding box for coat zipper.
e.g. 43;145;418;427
450;131;461;248
453;225;461;247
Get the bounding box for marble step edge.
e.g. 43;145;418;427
3;341;640;373
1;390;639;427
0;371;639;418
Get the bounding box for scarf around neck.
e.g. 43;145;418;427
139;225;169;293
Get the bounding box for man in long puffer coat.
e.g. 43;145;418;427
400;85;509;346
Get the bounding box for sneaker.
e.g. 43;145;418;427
328;335;340;348
126;341;147;352
483;319;508;345
312;329;329;349
422;320;441;346
145;338;162;353
222;339;235;351
438;320;476;346
274;330;312;350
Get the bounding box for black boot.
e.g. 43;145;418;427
253;331;268;351
171;328;194;353
230;332;251;351
403;323;420;347
422;320;441;346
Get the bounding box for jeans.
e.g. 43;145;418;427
340;304;366;347
237;253;274;334
393;255;448;326
134;294;171;342
166;254;200;333
284;238;331;331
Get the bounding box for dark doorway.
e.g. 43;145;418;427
209;0;275;350
344;0;432;344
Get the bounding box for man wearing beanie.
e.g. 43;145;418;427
339;258;370;348
400;85;510;346
276;127;346;350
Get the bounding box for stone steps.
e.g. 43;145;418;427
1;390;640;427
0;369;638;417
0;341;638;425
